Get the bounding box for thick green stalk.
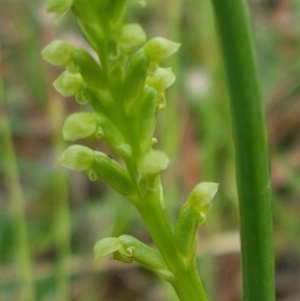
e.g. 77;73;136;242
137;190;208;301
208;1;275;300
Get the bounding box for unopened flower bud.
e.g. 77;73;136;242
188;182;219;215
46;0;73;13
41;40;75;66
59;145;94;171
143;37;180;61
53;70;83;97
63;112;97;141
115;23;147;50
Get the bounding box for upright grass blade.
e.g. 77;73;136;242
0;49;35;301
208;0;275;300
49;96;71;300
158;0;183;211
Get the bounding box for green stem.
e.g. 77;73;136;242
208;1;275;300
137;180;208;301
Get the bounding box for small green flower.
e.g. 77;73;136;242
63;112;97;141
59;145;95;171
143;37;181;61
53;70;83;97
46;0;73;14
138;150;169;175
41;40;75;66
94;237;123;260
146;67;176;91
94;235;175;282
114;23;147;50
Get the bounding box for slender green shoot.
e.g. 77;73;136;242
209;0;275;300
0;48;35;301
49;97;71;300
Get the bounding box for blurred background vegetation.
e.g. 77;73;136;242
1;0;300;300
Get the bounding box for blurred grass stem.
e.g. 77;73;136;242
209;0;275;300
0;49;35;301
49;96;71;300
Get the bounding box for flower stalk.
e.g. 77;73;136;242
42;1;219;300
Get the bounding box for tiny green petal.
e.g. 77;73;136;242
94;237;122;261
41;40;75;66
63;112;97;141
53;70;83;97
115;23;147;50
146;67;176;91
46;0;73;13
59;145;94;171
138;150;169;175
188;182;219;213
143;37;180;61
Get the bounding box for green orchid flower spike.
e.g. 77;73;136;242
42;1;218;301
